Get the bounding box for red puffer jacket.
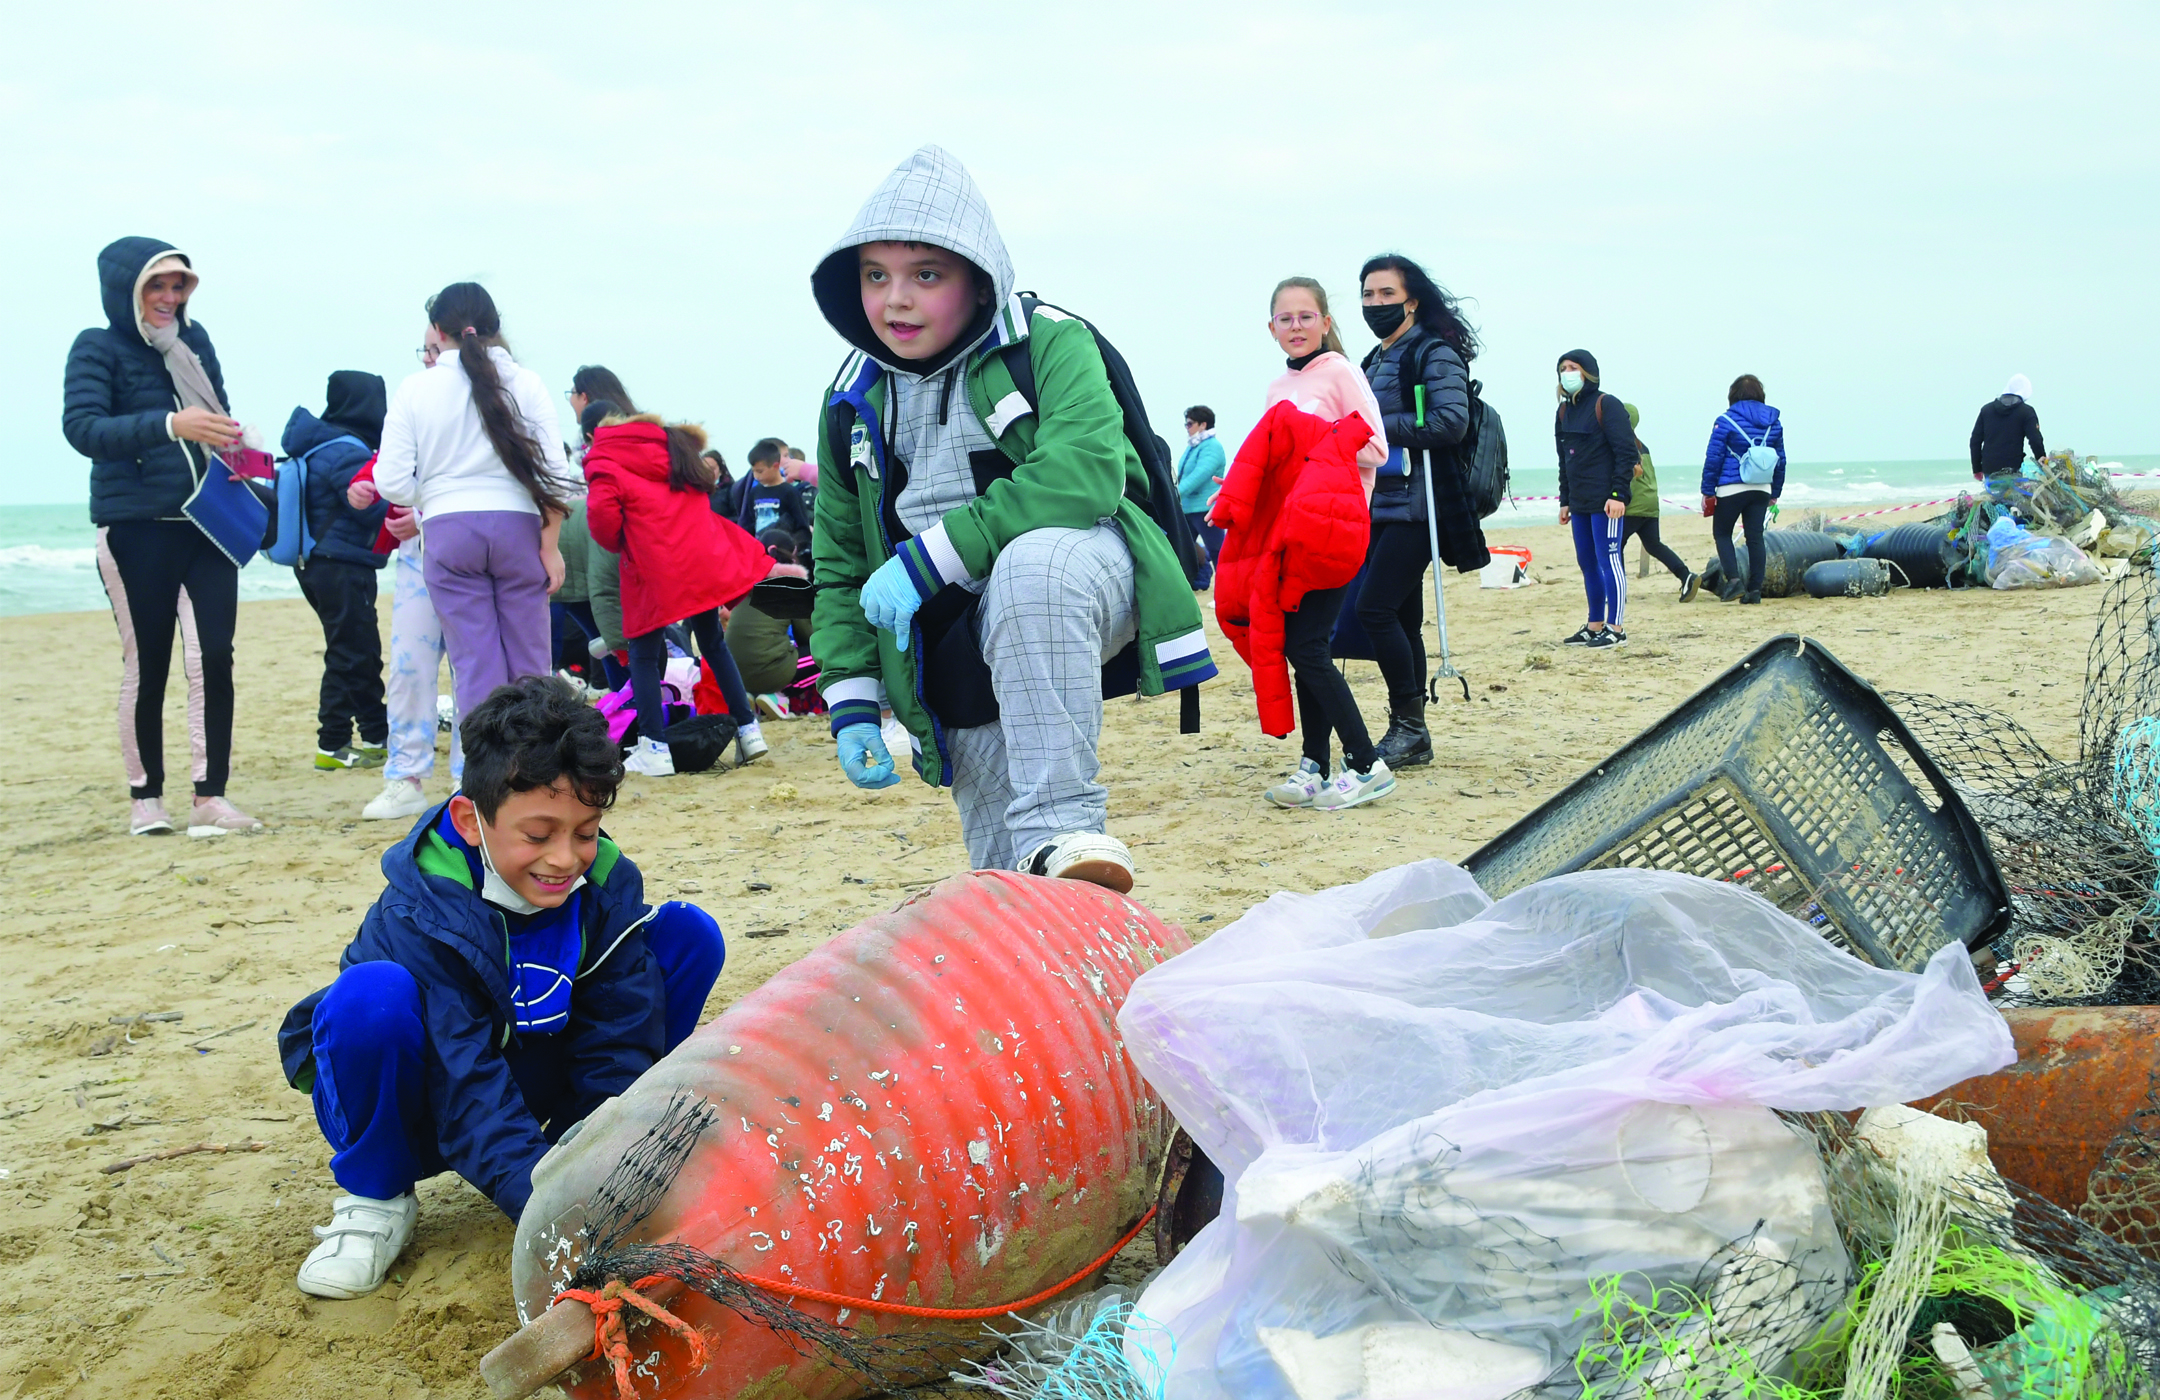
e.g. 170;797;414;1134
583;418;772;639
1212;400;1375;737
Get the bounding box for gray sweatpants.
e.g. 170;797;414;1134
946;526;1138;871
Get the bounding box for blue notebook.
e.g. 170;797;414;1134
181;451;271;566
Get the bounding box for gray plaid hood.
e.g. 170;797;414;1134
812;144;1015;377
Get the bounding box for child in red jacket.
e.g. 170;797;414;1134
1214;277;1395;812
582;415;773;776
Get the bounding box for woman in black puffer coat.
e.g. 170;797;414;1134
63;236;259;838
1354;253;1490;769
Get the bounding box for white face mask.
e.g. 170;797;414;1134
1559;370;1585;396
475;822;585;916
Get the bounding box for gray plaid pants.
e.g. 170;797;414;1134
946;526;1138;871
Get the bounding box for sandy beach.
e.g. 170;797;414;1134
0;500;2114;1399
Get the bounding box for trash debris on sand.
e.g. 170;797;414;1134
482;870;1186;1400
1465;633;2011;972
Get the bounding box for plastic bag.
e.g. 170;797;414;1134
1120;862;2013;1400
1990;534;2103;589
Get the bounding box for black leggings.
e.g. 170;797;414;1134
1713;493;1770;593
1355;521;1430;714
297;556;387;752
1620;516;1691;583
98;519;238;800
1283;584;1376;774
628;609;753;742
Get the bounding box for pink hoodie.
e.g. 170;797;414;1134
1262;351;1389;498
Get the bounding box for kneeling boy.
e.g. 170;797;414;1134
809;145;1214;890
277;676;723;1298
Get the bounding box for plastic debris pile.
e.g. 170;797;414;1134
1886;563;2160;1005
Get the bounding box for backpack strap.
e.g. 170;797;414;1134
1719;414;1760;453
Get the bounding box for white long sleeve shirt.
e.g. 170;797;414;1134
375;346;579;517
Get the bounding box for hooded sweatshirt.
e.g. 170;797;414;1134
280;370;390;567
807;146;1214;784
63;237;230;525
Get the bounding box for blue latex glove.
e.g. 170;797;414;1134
859;555;925;652
837;722;903;789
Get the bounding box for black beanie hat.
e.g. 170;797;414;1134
1557;349;1600;380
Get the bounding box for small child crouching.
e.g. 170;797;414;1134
277;675;724;1299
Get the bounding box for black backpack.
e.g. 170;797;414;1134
1458;379;1510;518
999;294;1203;588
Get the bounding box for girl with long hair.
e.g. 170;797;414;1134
1217;276;1394;811
583;414;775;775
375;283;580;719
1355;253;1491;768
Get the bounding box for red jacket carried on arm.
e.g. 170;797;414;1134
582;419;772;639
1211;400;1375;737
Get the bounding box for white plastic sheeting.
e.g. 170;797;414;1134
1120;861;2015;1400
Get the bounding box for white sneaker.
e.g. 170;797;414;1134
1265;758;1327;809
624;737;675;777
362;777;429;821
754;692;796;721
1020;831;1135;894
1313;758;1396;810
296;1192;416;1299
735;722;768;765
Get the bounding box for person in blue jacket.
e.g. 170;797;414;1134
1553;349;1640;649
1699;374;1787;604
282;371;393;770
1176;405;1227;589
277;676;725;1299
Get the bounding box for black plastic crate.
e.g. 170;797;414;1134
1465;635;2012;971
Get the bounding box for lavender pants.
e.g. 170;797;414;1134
419;511;551;718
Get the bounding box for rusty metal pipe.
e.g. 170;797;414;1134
1912;1005;2160;1210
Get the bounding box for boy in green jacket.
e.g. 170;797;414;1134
808;146;1213;892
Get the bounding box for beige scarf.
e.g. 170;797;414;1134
143;318;226;418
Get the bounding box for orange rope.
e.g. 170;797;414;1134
734;1205;1157;1320
555;1203;1159;1367
556;1274;710;1400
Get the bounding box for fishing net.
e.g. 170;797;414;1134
1881;562;2160;1006
558;1089;999;1396
1536;1111;2160;1399
949;1290;1173;1400
1991;452;2160;537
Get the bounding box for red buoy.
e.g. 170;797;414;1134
505;871;1189;1399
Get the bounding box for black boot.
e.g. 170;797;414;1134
1375;708;1433;769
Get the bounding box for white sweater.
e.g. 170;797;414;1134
375;346;579;517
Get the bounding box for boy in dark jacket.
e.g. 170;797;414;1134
282;371;393;769
278;677;724;1299
735;438;815;552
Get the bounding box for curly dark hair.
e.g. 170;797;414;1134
459;676;622;821
1358;253;1480;361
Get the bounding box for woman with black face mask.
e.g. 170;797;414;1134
1354;254;1490;770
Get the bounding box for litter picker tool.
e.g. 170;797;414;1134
1415;385;1470;702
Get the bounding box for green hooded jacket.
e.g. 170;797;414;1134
1625;401;1661;517
807;146;1214;786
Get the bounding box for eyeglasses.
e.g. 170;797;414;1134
1271;312;1323;330
563;389;581;401
414;347;436;363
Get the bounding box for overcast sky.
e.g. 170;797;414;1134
7;2;2153;507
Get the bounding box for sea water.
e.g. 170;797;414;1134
1482;453;2160;530
3;455;2157;616
0;503;308;618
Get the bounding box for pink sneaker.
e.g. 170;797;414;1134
189;796;263;838
129;798;174;836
